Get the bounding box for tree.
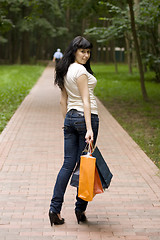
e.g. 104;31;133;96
0;6;13;43
85;0;149;101
138;0;160;82
85;2;133;72
127;0;148;101
0;0;68;63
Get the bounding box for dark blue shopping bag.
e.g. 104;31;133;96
70;146;113;189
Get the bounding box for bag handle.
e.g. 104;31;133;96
89;141;93;155
83;141;95;156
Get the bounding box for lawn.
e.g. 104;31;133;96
0;63;159;169
92;63;160;169
0;65;45;133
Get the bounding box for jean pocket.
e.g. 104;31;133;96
74;120;86;132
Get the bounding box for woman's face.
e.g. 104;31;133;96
75;48;91;65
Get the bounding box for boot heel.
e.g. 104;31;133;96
75;210;87;224
49;211;64;226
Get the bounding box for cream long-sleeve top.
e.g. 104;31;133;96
64;62;98;115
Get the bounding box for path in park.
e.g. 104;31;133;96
0;64;160;240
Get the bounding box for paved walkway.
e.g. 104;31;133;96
0;64;160;240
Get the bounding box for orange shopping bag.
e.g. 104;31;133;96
78;142;104;201
78;154;96;201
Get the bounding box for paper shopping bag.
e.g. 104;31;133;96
78;154;96;201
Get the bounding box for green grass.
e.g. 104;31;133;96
0;63;159;169
0;65;45;133
92;63;160;169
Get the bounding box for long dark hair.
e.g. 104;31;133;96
54;36;93;90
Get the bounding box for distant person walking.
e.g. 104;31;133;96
53;48;63;64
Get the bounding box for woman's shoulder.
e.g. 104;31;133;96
70;62;86;71
69;63;88;76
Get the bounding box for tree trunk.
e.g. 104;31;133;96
66;8;70;30
157;23;160;82
21;6;30;63
125;33;132;74
21;31;30;63
127;0;148;101
113;44;118;74
150;26;160;82
92;40;97;62
10;29;21;64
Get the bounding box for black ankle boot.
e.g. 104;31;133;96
75;210;87;224
49;211;65;226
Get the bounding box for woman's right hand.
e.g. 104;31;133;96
85;129;93;144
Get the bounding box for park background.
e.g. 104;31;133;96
0;0;160;168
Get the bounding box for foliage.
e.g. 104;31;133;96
0;0;159;80
0;65;45;133
0;0;68;63
0;4;13;43
138;0;160;82
85;0;160;82
0;0;109;63
85;2;129;44
92;63;160;168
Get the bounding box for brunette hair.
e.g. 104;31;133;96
54;36;93;90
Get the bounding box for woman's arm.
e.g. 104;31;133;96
60;88;68;119
77;74;93;143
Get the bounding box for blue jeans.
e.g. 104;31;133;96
50;109;99;213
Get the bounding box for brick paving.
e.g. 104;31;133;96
0;64;160;240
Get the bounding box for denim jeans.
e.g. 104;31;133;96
50;109;99;213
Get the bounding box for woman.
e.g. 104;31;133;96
49;36;99;226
